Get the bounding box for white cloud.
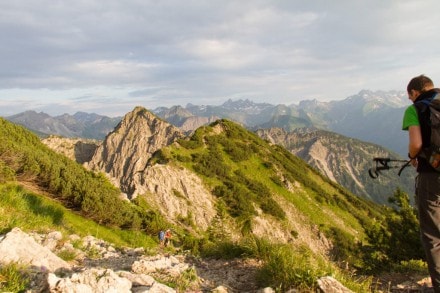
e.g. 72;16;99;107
1;0;440;116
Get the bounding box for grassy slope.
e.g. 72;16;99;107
0;183;156;249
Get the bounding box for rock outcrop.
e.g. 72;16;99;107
0;227;70;272
179;115;218;133
84;106;217;229
86;106;183;198
0;228;362;292
42;135;99;164
256;127;415;205
135;164;217;230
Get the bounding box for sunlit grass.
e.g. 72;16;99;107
0;262;29;292
0;183;156;249
200;236;373;292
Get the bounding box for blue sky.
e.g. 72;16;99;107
1;0;440;116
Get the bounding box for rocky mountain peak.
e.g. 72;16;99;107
85;106;218;230
221;99;273;114
86;106;184;198
166;105;193;118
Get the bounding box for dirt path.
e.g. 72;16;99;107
372;272;432;292
188;257;262;292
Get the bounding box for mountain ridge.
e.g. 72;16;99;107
257;127;415;204
3;89;409;156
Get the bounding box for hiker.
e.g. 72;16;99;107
164;229;172;247
158;230;165;247
402;74;440;292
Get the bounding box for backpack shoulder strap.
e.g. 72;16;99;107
414;94;437;113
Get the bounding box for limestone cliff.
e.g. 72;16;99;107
135;164;216;231
42;135;99;164
86;107;182;196
179;115;218;133
85;107;217;228
256;127;415;204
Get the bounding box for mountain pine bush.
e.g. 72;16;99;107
0;118;163;232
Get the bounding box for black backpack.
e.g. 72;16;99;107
415;93;440;171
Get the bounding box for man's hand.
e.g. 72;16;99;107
410;158;418;168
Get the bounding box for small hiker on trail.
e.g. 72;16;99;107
164;229;172;247
158;230;165;247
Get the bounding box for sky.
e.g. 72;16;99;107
1;0;440;117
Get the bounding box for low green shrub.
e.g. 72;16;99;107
0;262;29;292
57;249;77;261
175;267;199;292
201;240;249;259
256;244;318;291
393;259;428;274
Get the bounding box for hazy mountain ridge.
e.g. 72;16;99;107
256;127;415;205
5;110;121;140
4;90;409;155
156;90;409;155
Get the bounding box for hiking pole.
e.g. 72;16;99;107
368;158;411;179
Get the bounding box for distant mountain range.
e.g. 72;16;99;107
5;111;121;140
4;90;409;157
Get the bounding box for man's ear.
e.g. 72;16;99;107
409;89;420;101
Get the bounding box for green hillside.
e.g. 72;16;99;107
0;117;426;291
170;119;381;236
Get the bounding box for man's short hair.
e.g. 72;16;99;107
407;75;434;92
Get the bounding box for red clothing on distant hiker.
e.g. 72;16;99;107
164;229;172;247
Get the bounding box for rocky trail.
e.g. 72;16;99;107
0;227;271;292
0;227;434;292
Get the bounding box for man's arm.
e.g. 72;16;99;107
408;125;422;165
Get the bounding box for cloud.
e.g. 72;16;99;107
1;0;440;116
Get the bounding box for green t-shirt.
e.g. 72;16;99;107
402;105;419;130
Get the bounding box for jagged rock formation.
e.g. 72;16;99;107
85;107;217;228
154;105;219;133
86;106;183;197
0;227;70;272
42;135;99;164
256;127;415;204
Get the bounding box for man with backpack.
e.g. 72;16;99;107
158;230;165;247
402;74;440;292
